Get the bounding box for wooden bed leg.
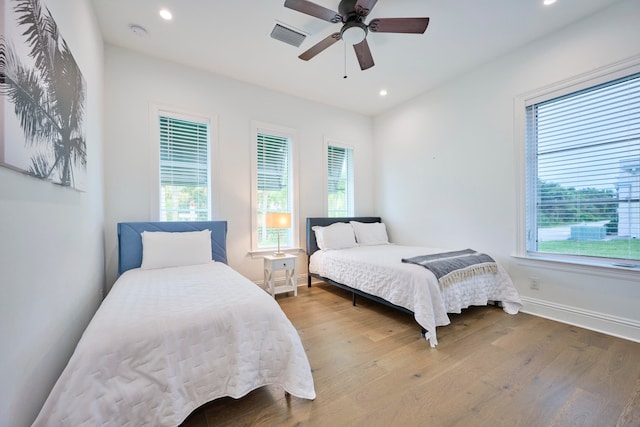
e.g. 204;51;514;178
308;275;312;287
352;293;357;306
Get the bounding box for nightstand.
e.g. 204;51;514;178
263;254;298;297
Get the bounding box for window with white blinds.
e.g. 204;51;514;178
253;127;296;251
159;113;210;221
327;144;354;217
526;72;640;265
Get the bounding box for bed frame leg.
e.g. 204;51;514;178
421;327;426;338
352;293;357;306
308;275;312;287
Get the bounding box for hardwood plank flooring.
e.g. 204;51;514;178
180;283;640;427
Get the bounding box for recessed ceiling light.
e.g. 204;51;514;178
159;9;173;20
379;89;388;97
543;0;557;5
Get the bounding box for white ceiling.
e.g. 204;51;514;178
91;0;621;116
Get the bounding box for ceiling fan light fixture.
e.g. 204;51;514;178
341;22;367;45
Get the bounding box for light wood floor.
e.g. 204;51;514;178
180;282;640;427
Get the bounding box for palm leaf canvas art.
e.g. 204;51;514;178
0;0;87;190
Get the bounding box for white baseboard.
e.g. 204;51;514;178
521;296;640;344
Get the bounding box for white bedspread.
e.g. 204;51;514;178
309;245;522;347
32;262;315;427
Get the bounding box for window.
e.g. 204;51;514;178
251;123;298;252
158;112;210;221
525;72;640;266
326;141;354;217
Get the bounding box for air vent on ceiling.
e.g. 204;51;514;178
270;22;307;48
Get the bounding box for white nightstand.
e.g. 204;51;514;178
263;254;298;297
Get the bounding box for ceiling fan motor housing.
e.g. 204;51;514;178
338;0;367;23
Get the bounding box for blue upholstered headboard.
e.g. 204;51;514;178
117;221;228;275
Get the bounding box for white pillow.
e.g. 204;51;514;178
140;229;212;270
312;222;357;251
350;221;389;246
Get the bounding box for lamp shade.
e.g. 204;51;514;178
265;212;291;229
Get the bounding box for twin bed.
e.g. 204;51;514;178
33;221;315;427
306;217;522;347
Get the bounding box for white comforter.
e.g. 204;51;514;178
32;262;315;427
309;245;522;347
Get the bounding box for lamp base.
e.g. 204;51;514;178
274;230;287;257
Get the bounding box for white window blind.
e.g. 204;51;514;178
526;72;640;265
257;131;292;249
159;114;210;221
327;144;354;217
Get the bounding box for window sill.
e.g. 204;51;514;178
249;248;305;259
511;254;640;280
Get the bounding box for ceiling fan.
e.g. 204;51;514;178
284;0;430;70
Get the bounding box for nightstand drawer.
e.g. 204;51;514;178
271;258;294;270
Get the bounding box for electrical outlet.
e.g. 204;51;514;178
529;277;540;290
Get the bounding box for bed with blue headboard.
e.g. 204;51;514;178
33;221;315;426
118;221;228;275
306;217;522;347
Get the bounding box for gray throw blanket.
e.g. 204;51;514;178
402;249;498;289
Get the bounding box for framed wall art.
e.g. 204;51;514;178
1;0;87;190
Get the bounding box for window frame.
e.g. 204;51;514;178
515;57;640;271
250;121;300;254
149;104;218;221
324;138;355;217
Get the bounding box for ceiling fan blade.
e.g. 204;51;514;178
284;0;342;23
299;33;341;61
354;0;379;17
353;38;374;70
369;17;430;34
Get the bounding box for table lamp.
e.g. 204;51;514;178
265;212;291;257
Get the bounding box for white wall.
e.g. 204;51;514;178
0;1;104;426
103;46;374;288
374;0;640;342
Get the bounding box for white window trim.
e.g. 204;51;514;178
323;137;355;217
250;121;300;256
513;54;640;273
148;103;219;221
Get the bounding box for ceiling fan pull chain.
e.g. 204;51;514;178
343;40;348;79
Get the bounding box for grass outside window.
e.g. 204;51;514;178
539;239;640;261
